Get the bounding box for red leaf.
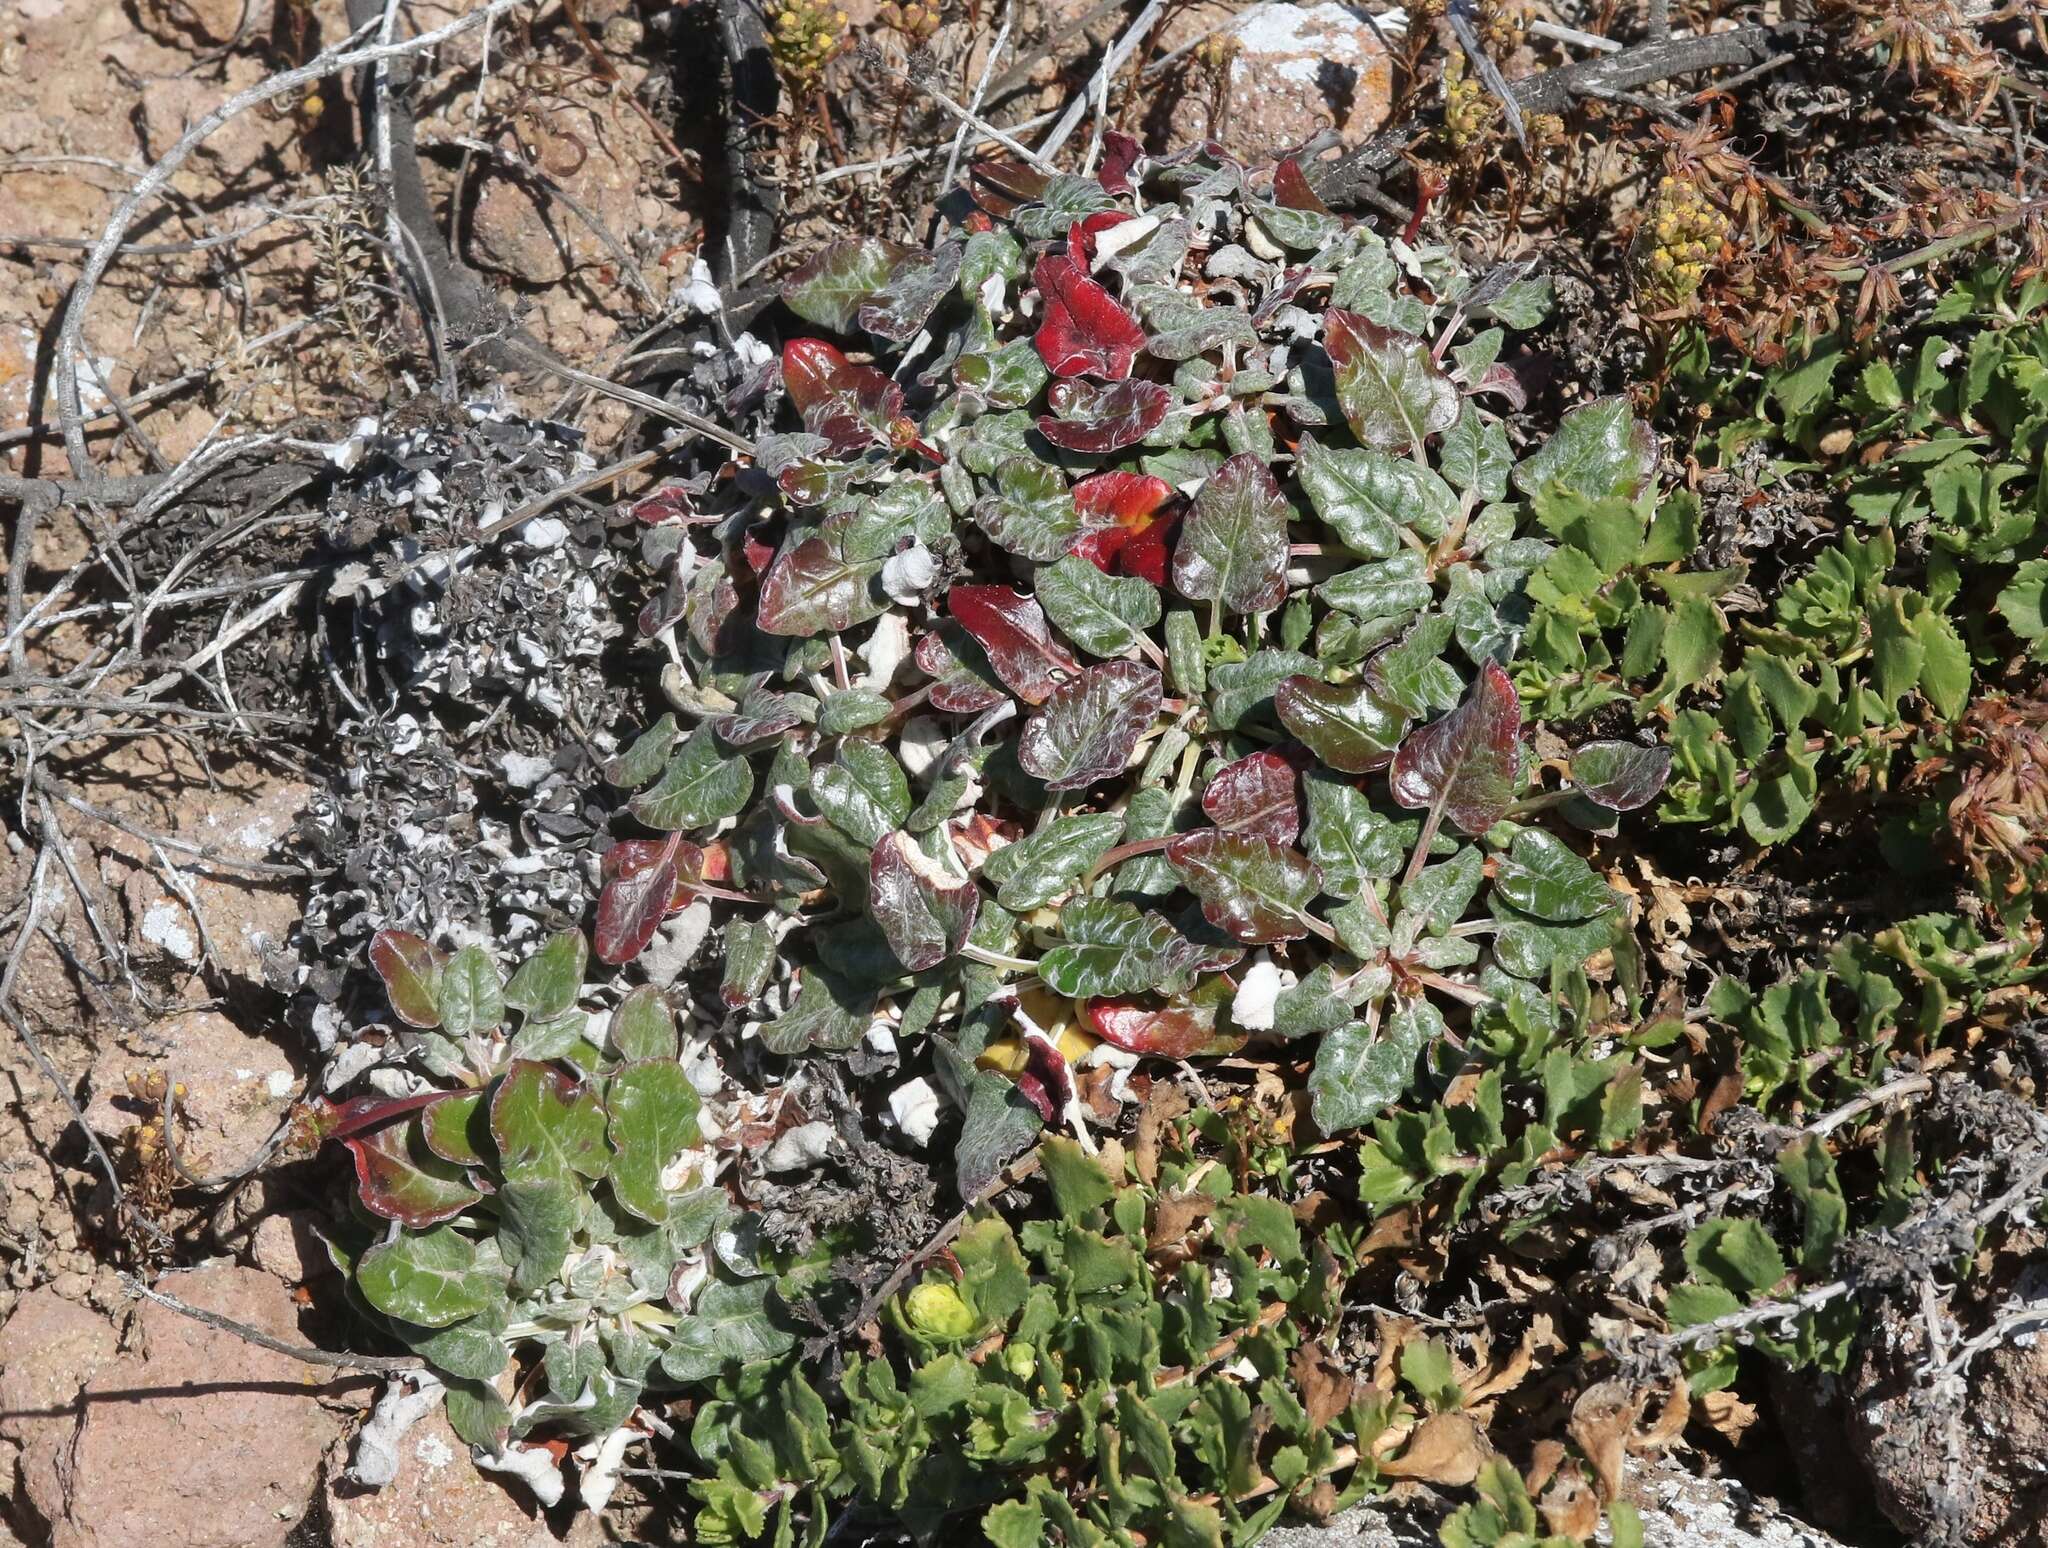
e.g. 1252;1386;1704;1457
1037;377;1172;453
1097;132;1142;196
310;1090;445;1145
1014;1033;1074;1125
971;159;1051;218
369;930;444;1029
1273;157;1332;214
947;586;1081;706
343;1119;483;1228
1389;661;1523;836
915;625;1009;713
1070;472;1179;584
1032;251;1145;380
1078;997;1233;1060
1068;211;1131;267
627;485;701;525
595;837;698;965
1201;751;1302;845
782;338;910;455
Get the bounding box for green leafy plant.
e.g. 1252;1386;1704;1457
1520;269;2048;861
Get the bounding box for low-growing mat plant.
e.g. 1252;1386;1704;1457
300;136;2048;1546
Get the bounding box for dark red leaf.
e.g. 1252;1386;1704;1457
947;586;1082;706
781;338;910;455
1273;157;1332;214
627;485;701;525
1073;470;1177;526
869;832;980;972
1389;661;1523;835
971;159;1051;215
595;837;701;965
1097;132;1142;196
1013;1032;1074;1125
1037;377;1172;453
369;930;444;1029
343;1118;484;1228
1078;997;1238;1059
1032;251;1145;380
310;1090;446;1145
915;625;1009;713
1201;750;1302;844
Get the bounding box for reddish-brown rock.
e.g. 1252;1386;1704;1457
83;1009;300;1179
0;1289;120;1535
1154;2;1394;167
48;1267;346;1548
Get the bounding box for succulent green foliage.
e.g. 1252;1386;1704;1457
1519;279;2048;857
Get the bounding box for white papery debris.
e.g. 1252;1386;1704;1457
348;1373;445;1487
881;541;937;604
473;1440;566;1506
762;1120;836;1173
576;1426;639;1514
888;1077;943;1146
678;257;723;315
1231;956;1293;1031
859;612;912;688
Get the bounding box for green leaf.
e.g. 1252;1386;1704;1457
1567;741;1671;812
1912;610;1970;719
1399;1337;1463;1411
1684;1218;1788;1299
1398;843;1484;931
1869;592;1925;714
662;1279;798;1383
1776;1133;1847;1273
1172;453;1290;616
1165;831;1320;944
605;714;680;789
955;1071;1043;1200
1295;435;1456;556
607;1060;704;1224
436;944;504;1039
1492;830;1615;922
1018;661;1162;790
1317;552;1433;623
420;1091;490;1167
631;726;757;832
1513;396;1656;501
1369;612;1462;717
975;457;1083;561
1275;676;1408;773
502;930;587;1020
1040;898;1202;997
1310;1000;1442;1132
1658;594;1726;693
782;235;921;331
1303;772;1403;894
1036;555;1161;658
813;740;911;847
870;831;980;972
611;984;679;1061
1040;1135;1116;1221
1997;559;2048;647
496;1174;579;1295
988;810;1125;911
489;1060;609;1182
760;967;874;1055
1439;404;1511;502
358;1225;503;1329
1488;906;1614;980
1324;310;1458;452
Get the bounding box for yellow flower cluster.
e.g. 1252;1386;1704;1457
1632;172;1730;309
1443;55;1498;153
879;0;941;41
768;0;846;89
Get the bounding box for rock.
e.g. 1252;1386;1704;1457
323;1404;603;1548
83;1010;300;1183
135;0;268;47
45;1267;345;1548
1153;2;1394;168
94;774;312;988
0;1289;121;1534
248;1211;330;1285
470;174;570;285
1848;1283;2048;1546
